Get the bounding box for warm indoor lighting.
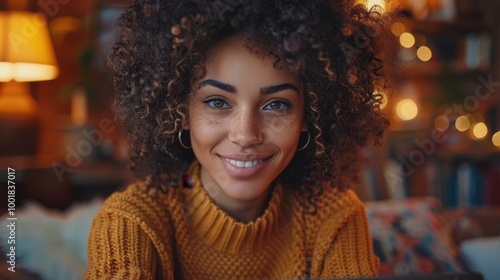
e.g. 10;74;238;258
396;98;418;121
391;22;406;36
364;0;386;12
492;132;500;147
374;91;388;109
417;46;432;61
0;82;37;115
400;32;416;48
49;16;82;44
434;115;449;131
472;122;488;139
455;115;471;132
0;11;59;82
71;87;88;127
0;8;59;156
49;16;82;34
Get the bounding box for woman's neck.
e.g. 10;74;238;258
200;168;274;223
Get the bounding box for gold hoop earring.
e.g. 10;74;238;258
178;129;191;149
296;131;310;152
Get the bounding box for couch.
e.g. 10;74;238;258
365;197;500;280
1;197;499;280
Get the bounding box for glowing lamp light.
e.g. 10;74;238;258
492;132;500;147
417;46;432;62
396;98;418;121
455;116;471;132
0;82;36;115
0;11;59;82
364;0;386;12
472;122;488;139
0;8;59;157
400;32;415;48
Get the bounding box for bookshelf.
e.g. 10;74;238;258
375;1;500;209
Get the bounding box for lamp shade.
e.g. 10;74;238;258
0;11;59;82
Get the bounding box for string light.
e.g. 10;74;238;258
472;122;488;139
417;46;432;61
396;99;418;120
492;131;500;147
400;32;416;48
391;22;406;36
455;116;471;132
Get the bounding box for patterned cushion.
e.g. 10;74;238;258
365;197;464;275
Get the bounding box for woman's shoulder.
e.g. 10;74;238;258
97;181;175;224
317;182;364;209
311;182;367;225
102;181;154;208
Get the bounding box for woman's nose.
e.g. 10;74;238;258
228;110;263;148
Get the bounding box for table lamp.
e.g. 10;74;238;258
0;9;59;156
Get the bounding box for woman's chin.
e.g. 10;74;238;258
219;181;271;202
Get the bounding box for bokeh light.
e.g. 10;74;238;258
400;32;416;48
492;131;500;147
455;116;471;132
472;122;488;139
396;99;418;120
434;115;450;131
417;46;432;61
391;22;406;36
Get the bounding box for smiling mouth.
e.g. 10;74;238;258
225;158;264;168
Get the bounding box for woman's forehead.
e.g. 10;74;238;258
202;36;300;84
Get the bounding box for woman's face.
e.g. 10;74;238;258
184;36;307;205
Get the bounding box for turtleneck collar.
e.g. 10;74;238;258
180;162;290;255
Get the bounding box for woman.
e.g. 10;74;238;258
85;0;394;278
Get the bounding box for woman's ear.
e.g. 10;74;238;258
301;120;308;132
182;117;190;130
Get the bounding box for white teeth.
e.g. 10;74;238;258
226;159;263;168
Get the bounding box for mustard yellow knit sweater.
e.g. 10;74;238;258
85;163;379;279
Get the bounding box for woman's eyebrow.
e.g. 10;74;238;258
198;79;299;95
260;83;299;95
198;79;236;93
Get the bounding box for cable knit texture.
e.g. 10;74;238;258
85;163;379;279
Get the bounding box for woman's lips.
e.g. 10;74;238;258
218;155;271;178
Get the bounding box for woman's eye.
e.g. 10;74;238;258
204;98;229;109
263;100;290;111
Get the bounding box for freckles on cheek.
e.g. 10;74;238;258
265;118;302;149
207;120;221;126
191;114;226;128
188;105;216;126
189;110;228;139
267;118;298;131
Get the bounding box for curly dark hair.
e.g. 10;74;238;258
109;0;396;211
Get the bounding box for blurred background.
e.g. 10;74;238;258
0;0;131;212
0;0;500;279
356;0;500;208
